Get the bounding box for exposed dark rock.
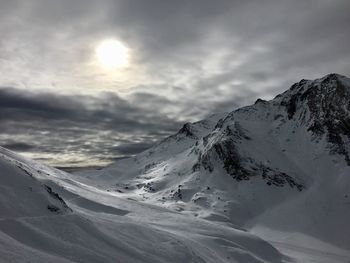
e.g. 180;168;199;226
179;123;197;139
261;166;303;191
192;162;200;172
283;74;350;164
171;187;182;200
280;93;301;119
197;132;304;191
44;185;71;211
15;164;34;178
255;98;267;104
213;140;251;180
47;205;61;213
143;182;156;193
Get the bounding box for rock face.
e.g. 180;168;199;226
192;73;350;186
279;73;350;163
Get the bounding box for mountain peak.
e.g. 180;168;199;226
320;72;347;81
283;73;349;97
269;73;350;164
277;73;350;118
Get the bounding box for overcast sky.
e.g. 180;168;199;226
0;0;349;166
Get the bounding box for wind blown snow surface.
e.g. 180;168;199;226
1;73;350;262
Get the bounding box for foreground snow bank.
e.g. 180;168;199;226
0;147;287;263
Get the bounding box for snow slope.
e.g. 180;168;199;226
1;73;350;262
0;146;288;263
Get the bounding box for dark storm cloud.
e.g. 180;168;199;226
0;87;80;119
1;142;36;152
0;87;180;132
0;86;183;165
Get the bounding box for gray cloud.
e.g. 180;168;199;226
0;87;183;166
111;142;155;155
1;142;36;152
0;87;180;131
0;0;349;165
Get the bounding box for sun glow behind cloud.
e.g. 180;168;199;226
95;39;129;69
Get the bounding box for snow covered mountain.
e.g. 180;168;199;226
1;73;350;262
78;73;350;260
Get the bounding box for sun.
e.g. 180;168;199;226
95;39;129;69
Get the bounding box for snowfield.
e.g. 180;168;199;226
0;147;286;263
1;73;350;262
